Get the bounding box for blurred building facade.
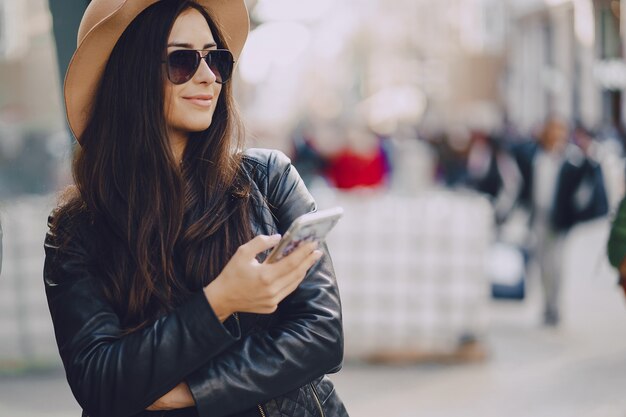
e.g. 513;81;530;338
505;0;626;137
3;0;626;141
237;0;626;144
237;0;509;146
1;0;626;163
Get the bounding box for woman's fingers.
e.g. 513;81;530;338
238;234;282;258
273;249;323;297
257;249;322;313
217;237;323;315
266;241;318;274
268;243;322;288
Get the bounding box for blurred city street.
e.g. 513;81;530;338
3;0;626;416
1;217;625;417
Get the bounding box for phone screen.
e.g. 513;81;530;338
266;207;343;263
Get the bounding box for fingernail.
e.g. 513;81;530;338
314;250;323;259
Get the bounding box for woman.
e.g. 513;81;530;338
44;1;349;416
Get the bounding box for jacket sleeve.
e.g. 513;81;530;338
608;196;626;268
186;150;344;417
44;215;241;417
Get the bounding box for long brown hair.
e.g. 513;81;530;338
54;0;253;331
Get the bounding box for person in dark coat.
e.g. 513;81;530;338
512;118;608;325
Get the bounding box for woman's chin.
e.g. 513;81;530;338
184;120;213;133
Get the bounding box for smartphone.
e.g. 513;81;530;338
265;207;344;263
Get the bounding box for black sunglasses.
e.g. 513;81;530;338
165;49;234;85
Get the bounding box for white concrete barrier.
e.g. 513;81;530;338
0;196;58;368
313;187;494;360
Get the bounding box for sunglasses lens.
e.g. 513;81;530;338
167;50;234;84
205;50;234;84
167;50;200;84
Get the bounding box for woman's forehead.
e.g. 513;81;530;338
168;8;215;46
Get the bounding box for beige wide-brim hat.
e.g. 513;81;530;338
64;0;249;142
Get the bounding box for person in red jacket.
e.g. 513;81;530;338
325;126;389;189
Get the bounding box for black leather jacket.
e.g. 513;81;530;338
44;149;349;417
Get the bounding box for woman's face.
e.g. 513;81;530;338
164;8;222;140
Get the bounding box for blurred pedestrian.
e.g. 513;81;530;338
553;123;609;230
44;1;348;417
386;123;436;195
467;131;522;223
607;196;626;297
435;129;472;187
512;117;609;325
290;123;328;186
325;125;389;190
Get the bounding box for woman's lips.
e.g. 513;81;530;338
184;95;213;108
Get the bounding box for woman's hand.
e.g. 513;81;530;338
146;382;194;411
204;234;323;321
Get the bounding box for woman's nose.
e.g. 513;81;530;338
195;56;217;84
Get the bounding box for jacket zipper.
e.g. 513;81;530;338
310;382;325;417
257;404;266;417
